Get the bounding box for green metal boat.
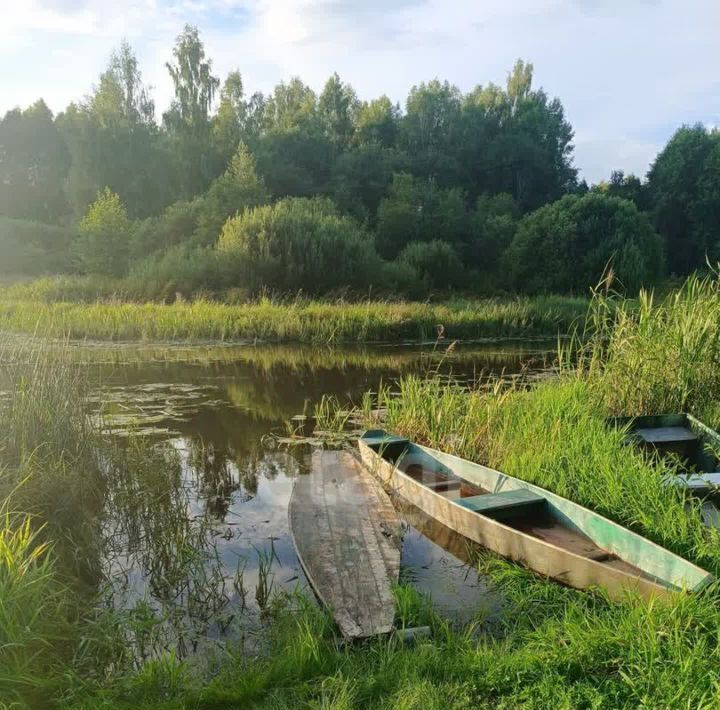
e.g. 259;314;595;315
611;413;720;527
359;430;712;600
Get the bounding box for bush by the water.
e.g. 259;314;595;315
0;217;74;275
505;192;664;293
218;196;384;294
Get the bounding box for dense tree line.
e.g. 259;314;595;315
0;24;718;297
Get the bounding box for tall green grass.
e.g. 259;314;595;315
578;273;720;422
0;506;79;708
70;569;720;708
380;375;720;571
0;278;586;343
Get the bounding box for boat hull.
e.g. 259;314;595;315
289;449;402;639
358;439;712;601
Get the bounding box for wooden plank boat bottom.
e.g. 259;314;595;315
402;459;652;581
288;450;402;639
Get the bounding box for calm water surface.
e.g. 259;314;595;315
73;340;554;658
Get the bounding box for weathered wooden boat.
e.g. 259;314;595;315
288;449;402;639
611;413;720;527
359;430;712;599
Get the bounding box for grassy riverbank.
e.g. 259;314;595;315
5;276;720;707
0;277;586;343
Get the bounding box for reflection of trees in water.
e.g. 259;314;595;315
90;343;554;436
182;434;303;517
103;442;240;659
186;439;240;519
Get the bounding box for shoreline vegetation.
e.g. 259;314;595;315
0;278;587;343
5;275;720;707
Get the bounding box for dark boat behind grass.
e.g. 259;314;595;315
611;413;720;527
359;430;712;600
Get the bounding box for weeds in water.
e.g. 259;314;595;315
313;394;353;434
254;542;278;611
233;556;248;611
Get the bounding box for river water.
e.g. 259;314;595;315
66;340;555;658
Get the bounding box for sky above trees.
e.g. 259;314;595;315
1;0;718;182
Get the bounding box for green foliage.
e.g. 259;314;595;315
318;73;359;150
131;198;202;259
330;144;405;222
0;510;76;708
594;170;649;211
128;246;232;300
218;197;382;294
162;25;221;199
506;192;663;293
399;240;464;290
376;174;470;258
468;193;519;272
76;188;134;276
58;42;169;219
580;274;720;421
0;217;74;275
2;31;719;297
647;124;720;276
192;142;267;245
253;128;334;198
0;100;69;222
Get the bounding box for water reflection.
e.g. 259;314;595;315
85;341;554;657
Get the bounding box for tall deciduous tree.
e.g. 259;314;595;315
59;41;168;218
76;188;133;276
0;100;69;222
462;60;576;210
163;25;220;198
647;125;719;275
401;79;464;186
318;73;358;150
194;142;268;245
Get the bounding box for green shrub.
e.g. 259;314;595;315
378;260;427;299
218;196;383;294
506;193;664;294
399;240;465;289
128;246;234;300
131;199;202;261
76;188;134;277
0;217;74;275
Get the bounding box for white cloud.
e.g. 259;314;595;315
0;0;718;182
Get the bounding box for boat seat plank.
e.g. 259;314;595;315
362;433;410;449
635;426;698;444
675;473;720;491
457;488;545;516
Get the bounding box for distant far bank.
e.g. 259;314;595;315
0;278;586;345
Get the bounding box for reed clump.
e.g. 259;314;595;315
0;278;586;343
579;273;720;423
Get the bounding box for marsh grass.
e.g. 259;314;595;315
0;505;77;708
69;572;720;709
576;273;720;423
0;280;586;343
